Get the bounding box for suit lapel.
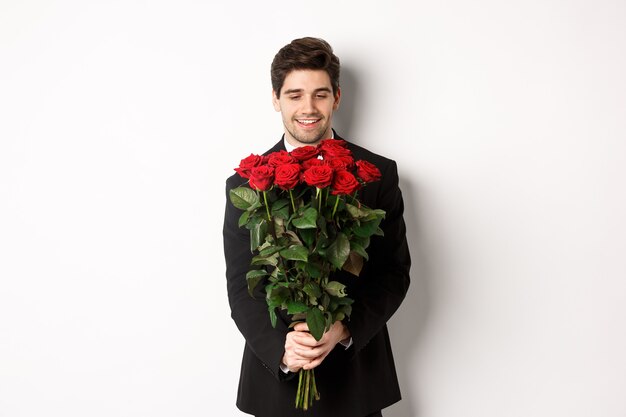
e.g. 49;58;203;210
265;136;286;155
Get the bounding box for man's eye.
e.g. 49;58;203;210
290;96;300;100
316;94;327;99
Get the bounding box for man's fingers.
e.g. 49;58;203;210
289;331;318;347
302;353;328;370
286;358;310;373
284;322;341;371
293;322;309;332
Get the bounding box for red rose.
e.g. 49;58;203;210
234;154;264;179
319;138;348;148
326;155;355;170
356;160;382;183
290;146;319;161
301;157;325;170
319;139;352;159
274;163;301;190
267;150;297;167
248;165;275;191
331;169;361;195
303;165;334;189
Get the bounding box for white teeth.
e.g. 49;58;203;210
299;120;317;124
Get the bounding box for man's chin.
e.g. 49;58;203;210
289;132;326;146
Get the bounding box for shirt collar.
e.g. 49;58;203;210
283;130;335;152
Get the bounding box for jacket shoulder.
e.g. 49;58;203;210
346;141;397;169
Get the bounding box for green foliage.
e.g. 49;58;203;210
326;233;350;269
306;307;325;341
292;207;318;229
280;245;309;262
245;269;267;296
229;187;260;210
231;177;385;340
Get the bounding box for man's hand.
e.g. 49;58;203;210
282;321;351;372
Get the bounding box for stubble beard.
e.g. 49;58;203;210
284;119;331;147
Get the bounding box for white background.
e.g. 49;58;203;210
1;1;625;416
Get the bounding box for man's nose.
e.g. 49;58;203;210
301;95;316;113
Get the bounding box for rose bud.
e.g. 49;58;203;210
234;154;264;179
355;160;382;183
303;165;334;189
248;166;275;191
331;169;361;196
274;163;301;190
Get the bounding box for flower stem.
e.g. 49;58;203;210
312;370;319;400
332;195;340;217
350;191;358;205
316;188;322;212
289;189;296;213
263;191;271;221
304;369;310;410
296;369;303;408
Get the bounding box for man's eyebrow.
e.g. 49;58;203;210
283;87;332;95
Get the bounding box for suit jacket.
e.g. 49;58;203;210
223;134;411;417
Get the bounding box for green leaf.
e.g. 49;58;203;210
299;228;316;247
336;296;354;305
287;300;309;314
285;230;303;245
326;232;350;269
251;252;278;266
366;208;386;221
250;219;268;252
353;236;371;250
258;245;284;257
229;187;259;210
303;282;322;299
245;269;267;296
325;281;347;297
350;242;369;261
321;293;330;310
339;304;352;317
280;245;308;262
345;203;367;219
269;306;277;328
271;198;290;219
266;284;289;307
324;311;333;330
272;198;290;211
292;207;318;229
304;262;323;278
353;218;383;238
238;210;251;227
328;297;339;312
306;308;325;341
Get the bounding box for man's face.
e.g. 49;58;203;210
272;69;340;147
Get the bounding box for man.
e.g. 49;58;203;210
223;37;411;417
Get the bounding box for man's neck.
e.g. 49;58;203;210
283;130;335;152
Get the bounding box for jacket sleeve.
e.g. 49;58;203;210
223;176;291;380
344;160;411;354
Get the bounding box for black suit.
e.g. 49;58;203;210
223;135;411;417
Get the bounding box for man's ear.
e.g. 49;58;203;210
333;87;341;110
272;90;281;112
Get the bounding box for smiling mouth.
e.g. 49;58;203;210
296;118;321;127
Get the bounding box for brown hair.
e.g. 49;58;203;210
271;37;340;98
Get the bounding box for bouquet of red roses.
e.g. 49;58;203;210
229;139;385;410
